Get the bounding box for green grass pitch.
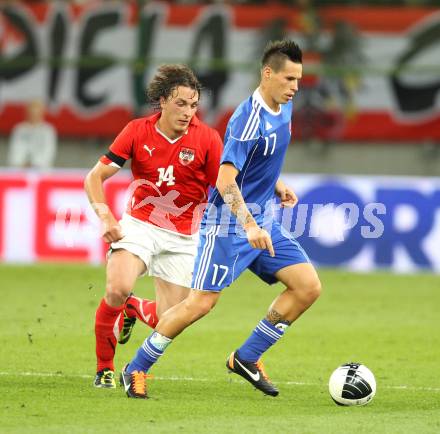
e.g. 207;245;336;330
0;264;439;433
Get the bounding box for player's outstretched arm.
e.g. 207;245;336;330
84;161;123;243
216;163;274;257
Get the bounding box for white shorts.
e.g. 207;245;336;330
110;214;199;287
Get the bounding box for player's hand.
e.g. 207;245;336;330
101;215;123;243
275;180;298;208
245;224;275;257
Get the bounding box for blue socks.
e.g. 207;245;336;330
237;319;288;362
127;320;288;373
127;331;172;373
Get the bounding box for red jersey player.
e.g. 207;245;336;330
84;65;222;388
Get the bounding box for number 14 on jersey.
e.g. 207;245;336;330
156;165;175;186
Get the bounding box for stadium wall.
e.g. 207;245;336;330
0;170;439;273
1;138;439;176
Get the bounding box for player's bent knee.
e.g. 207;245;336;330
288;277;322;306
197;299;216;317
105;279;132;305
184;290;218;320
310;278;322;301
302;278;322;304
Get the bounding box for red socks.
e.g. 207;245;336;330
95;299;123;372
94;296;158;372
125;295;158;329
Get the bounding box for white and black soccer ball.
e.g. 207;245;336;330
329;362;376;406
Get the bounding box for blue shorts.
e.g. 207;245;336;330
192;221;310;291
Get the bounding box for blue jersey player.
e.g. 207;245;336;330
121;40;322;399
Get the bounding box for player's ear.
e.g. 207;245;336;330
159;96;166;110
262;65;272;80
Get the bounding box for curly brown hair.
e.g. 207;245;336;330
146;64;202;108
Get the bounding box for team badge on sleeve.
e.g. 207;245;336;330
179;147;195;165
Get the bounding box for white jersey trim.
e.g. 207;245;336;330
154;124;187;143
253;88;282;116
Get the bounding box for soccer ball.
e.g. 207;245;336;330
328;362;376;406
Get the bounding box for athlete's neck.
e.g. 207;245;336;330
156;117;183;141
258;85;280;113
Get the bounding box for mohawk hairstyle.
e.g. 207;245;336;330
146;64;202;108
261;40;303;72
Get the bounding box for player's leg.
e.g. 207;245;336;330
121;277;189;349
228;224;321;396
121;225;242;398
123;222;196;334
121;260;193;344
233;262;321;364
120;289;220;398
110;217;162;344
124;289;220;374
153;277;190;318
157;288;220;337
148;225;246;336
269;262;321;323
148;230;196;318
227;263;320;397
94;249;145;388
122;293;158;336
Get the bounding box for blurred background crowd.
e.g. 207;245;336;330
1;0;439;174
3;1;440;6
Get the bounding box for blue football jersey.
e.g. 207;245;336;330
204;88;293;229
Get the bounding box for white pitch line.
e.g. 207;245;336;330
0;371;439;392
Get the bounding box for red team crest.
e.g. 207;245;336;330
179;147;195;166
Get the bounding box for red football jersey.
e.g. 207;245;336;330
100;112;223;235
